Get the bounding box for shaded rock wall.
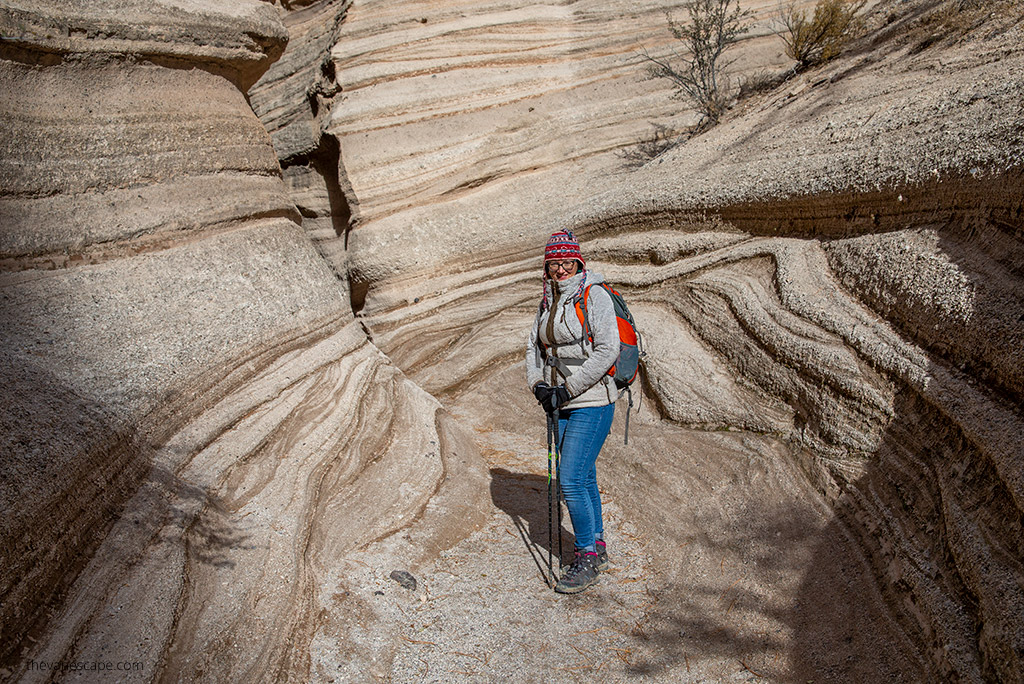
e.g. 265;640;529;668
0;0;488;678
0;0;300;659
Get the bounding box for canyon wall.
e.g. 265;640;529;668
0;1;487;679
330;0;1023;679
1;0;1022;681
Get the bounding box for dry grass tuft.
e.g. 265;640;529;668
618;124;680;169
908;0;1024;52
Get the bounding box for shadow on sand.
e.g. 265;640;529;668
489;467;576;587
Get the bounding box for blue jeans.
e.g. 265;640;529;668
557;403;615;553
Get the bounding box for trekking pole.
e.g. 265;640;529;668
556;419;563;571
546;409;554;587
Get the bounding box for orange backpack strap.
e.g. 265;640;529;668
574;284;592;341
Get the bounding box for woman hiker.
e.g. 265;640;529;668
527;229;619;594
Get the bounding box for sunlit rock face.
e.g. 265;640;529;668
335;0;1024;680
1;0;1022;681
331;0;790;301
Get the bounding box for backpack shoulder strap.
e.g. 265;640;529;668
574;284;593;343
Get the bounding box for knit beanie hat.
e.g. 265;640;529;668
544;229;585;269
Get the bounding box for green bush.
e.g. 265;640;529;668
777;0;866;69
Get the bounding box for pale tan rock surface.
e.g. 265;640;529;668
1;1;487;681
2;0;1023;682
249;0;356;278
339;0;1023;680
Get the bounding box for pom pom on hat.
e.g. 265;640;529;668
544;229;584;268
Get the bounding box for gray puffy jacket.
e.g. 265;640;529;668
526;270;619;409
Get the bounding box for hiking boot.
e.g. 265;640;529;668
555;551;600;594
595;540;609;571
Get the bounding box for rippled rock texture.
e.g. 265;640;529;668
2;0;1023;681
1;0;486;679
336;0;1023;679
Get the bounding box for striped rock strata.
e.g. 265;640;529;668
0;0;1022;682
0;1;486;680
340;0;1023;680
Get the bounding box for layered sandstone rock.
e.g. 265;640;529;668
249;0;356;277
1;0;1022;681
337;0;1023;680
0;1;486;679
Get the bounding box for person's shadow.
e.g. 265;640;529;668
490;467;576;586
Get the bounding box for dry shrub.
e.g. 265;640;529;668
737;68;793;99
640;0;752;131
910;0;1023;52
777;0;867;69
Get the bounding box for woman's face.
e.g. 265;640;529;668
547;260;579;282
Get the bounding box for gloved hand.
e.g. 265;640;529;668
533;382;553;407
547;385;571;412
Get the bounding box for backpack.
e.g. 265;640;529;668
544;282;645;444
573;283;643;392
